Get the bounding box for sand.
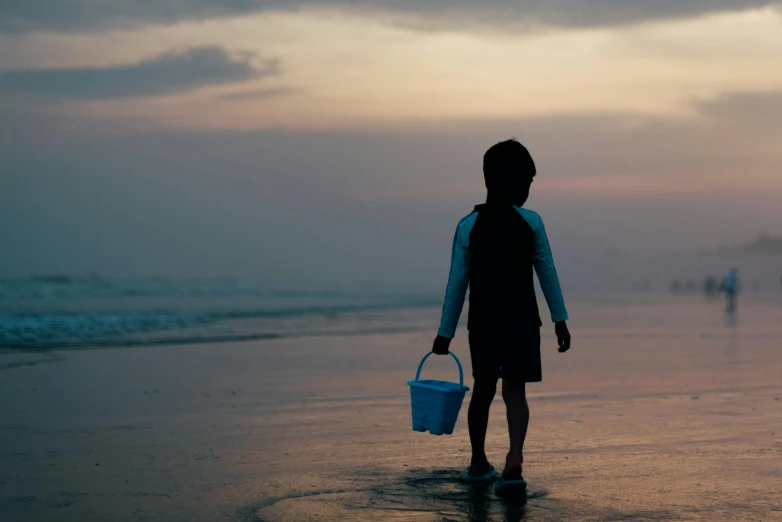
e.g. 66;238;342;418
1;298;781;521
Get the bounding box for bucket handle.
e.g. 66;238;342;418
414;352;464;388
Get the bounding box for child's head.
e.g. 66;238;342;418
483;139;536;206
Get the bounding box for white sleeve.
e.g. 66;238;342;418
531;215;569;323
437;221;471;338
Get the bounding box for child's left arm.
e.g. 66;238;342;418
432;221;471;354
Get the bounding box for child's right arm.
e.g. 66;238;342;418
529;212;572;352
530;215;568;324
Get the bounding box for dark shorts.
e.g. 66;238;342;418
468;328;542;383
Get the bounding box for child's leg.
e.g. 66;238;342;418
501;379;528;479
467;377;497;474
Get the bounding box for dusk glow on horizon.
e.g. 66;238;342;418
2;2;782;284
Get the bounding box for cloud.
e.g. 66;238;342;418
2;89;782;288
0;46;277;99
341;0;780;32
697;90;782;133
0;0;777;33
217;87;300;101
0;0;263;33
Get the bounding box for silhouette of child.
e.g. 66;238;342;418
432;139;571;489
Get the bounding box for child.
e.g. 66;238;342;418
431;139;571;491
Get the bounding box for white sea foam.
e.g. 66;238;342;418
0;276;439;349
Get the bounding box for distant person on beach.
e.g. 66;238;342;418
431;139;571;492
723;268;739;311
703;275;717;299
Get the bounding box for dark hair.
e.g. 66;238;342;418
483;139;536;191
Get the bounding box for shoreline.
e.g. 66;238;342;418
2;303;781;521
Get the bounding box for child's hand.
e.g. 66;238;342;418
555;321;571;353
432;335;452;355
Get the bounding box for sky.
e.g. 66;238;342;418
1;1;782;291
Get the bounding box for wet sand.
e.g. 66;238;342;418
1;299;781;521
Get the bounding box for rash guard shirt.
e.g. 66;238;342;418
437;205;568;339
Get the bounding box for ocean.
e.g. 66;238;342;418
0;276;441;350
3;275;781;351
2;277;782;520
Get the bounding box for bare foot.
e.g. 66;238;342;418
469;458;491;477
503;455;523;480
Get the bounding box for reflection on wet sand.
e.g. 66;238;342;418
253;468;536;521
252;466;689;521
2;299;781;521
725;308;738;328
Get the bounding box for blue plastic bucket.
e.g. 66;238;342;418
408;352;470;436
